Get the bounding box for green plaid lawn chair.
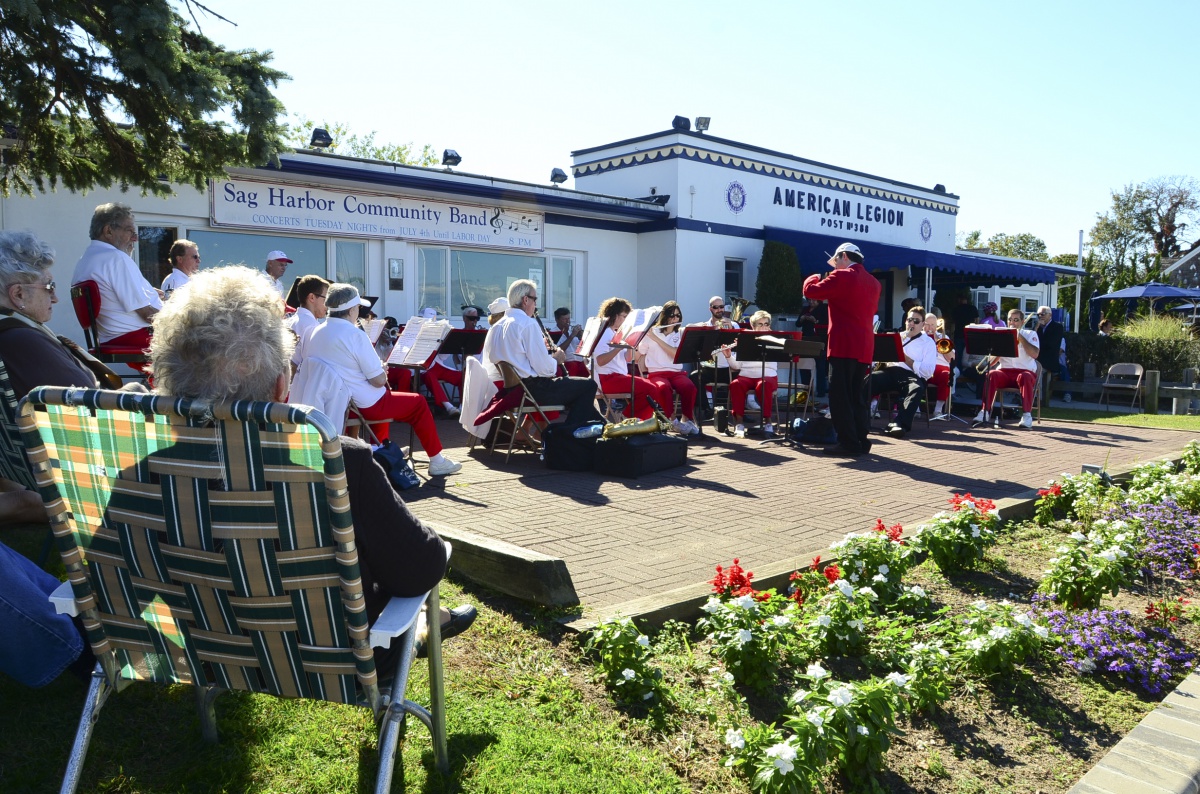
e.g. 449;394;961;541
0;356;56;565
18;387;449;793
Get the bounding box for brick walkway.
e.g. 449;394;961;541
407;415;1197;620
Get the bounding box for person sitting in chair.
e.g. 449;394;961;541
150;265;476;663
869;307;936;439
724;310;779;438
972;308;1040;429
923;313;954;419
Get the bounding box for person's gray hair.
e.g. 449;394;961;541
150;265;293;402
0;230;54;290
325;283;359;319
507;279;535;307
89;202;134;240
749;310;772;326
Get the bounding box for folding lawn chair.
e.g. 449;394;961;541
18;387;449;794
491;361;565;461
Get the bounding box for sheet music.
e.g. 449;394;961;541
614;306;663;348
386;319;450;366
385;316;426;365
578;316;605;358
362;318;386;345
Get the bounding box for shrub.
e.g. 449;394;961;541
953;599;1049;675
1052;471;1123;526
808;579;877;657
583;616;663;705
754;240;805;315
788;556;841;607
909;493;1000;571
700;594;795;693
1039;519;1141;609
1113;315;1200;381
827;520;914;603
899;639;955;713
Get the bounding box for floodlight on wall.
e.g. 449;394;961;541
442;149;462;167
671;115;691;132
695;116;711;133
550;167;569;185
308;127;333;149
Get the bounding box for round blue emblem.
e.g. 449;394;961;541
725;181;747;214
920;218;932;242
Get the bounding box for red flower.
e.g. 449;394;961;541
949;492;996;514
710;557;755;597
823;564;841;583
810;555;822;570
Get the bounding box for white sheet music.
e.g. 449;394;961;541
362;318;386;345
399;321;451;366
385;316;426;365
577;316;605;359
614;306;663;348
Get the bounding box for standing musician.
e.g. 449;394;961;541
553;307;588;377
971;308;1040;429
803;242;881;456
636;300;699;435
481;279;601;431
725;310;779;438
688;295;736;421
869;307;937;439
923;313;954;420
593;297;666;421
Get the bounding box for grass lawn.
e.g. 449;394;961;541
1040;406;1200;430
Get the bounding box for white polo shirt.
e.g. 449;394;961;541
301;317;386;408
72;240;162;342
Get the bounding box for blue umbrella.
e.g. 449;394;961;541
1092;281;1200;301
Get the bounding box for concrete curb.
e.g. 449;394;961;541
429;521;579;607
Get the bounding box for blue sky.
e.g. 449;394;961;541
202;0;1199;258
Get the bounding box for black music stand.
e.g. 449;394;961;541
751;335;824;447
438;328;486;359
676;327;738;437
873;332;904;365
964;327;1019;420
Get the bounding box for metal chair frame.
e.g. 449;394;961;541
491;361;565;461
1099;362;1144;411
987;361;1042;426
19;387;449;793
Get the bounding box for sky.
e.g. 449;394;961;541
198;0;1200;259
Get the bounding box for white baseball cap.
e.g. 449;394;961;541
833;242;862;257
421;307;437;319
266;250;293;263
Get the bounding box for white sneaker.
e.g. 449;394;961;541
746;394;761;411
763;422;775;434
682;419;700;436
972;410;985;423
444;404;461;417
1019;412;1034;429
428;457;463;477
734;423;746;438
671;418;684;434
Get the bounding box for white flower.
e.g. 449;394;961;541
807;663;829;680
907;585;926;598
971;527;981;538
772;615;791;627
1014;613;1033;628
1114;533;1128;543
988;626;1011;640
858;587;878;600
1097;548;1118;562
911;642;928;653
735;628;753;646
1033;625;1049;639
877;564;890;575
816;614;832;628
835;579;856;599
734;594;758;611
886;671;910;688
857;725;870;736
636;634;650;648
702;598;723;614
791;688;810;704
849;573;860;583
621;668;636;680
723;671;735;682
872;574;887;583
1069;531;1086;541
806;710;825;729
971;599;990;611
966;638;985;651
724;728;745;750
828;686;854;707
847;619;864;631
1079;657;1097;673
765;741;797;774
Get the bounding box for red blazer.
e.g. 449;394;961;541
803;263;880;364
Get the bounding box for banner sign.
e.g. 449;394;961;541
211;177;544;251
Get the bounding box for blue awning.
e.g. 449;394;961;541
763;227;1058;286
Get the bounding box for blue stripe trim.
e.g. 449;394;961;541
576;147;956;216
268;159;669;221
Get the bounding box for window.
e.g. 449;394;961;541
335;240;366;295
137;226;177;287
550;257;574;318
187;230;328;285
725;259;744;300
418;246;568;319
416;247;447;315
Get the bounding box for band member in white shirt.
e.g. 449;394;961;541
869;307;937;439
421;305;484;417
636;300;698;435
972;308;1040;429
160;240;200;299
688;295;735;421
923;313;954;419
723;310;778;437
592;297;666;421
553;306;588;377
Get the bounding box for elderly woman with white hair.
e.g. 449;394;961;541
300;283;462;476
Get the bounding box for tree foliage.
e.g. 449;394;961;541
284;116;437;166
0;0;288;197
956;229;983;250
985;232;1049;262
1088;177;1199;291
754;240;804;314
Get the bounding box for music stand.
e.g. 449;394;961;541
438;328;486;359
753;335;825;447
873;332;904;364
964;327;1019;420
676;327;737;437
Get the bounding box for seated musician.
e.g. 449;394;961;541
972;308;1040;429
287;275;330;371
723;310;778;437
301;283;462;476
923;313;954;419
480;279;601;431
420;305;484;418
869;306;937;439
635;300;698;435
150;265;475;667
593;297;666;422
688;295;735;420
553;307;588;377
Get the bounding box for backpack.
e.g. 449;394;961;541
791;415;838;445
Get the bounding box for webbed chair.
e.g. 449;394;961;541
18;387;449;793
490;361;565;461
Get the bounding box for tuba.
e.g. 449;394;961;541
730;297;753;324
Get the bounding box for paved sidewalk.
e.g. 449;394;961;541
407;414;1196;622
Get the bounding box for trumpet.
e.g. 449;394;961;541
936;337;952;355
976;355;998;374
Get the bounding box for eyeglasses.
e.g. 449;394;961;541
315;293;327;301
666;312;682;318
907;317;922;324
753;322;771;328
710;305;723;311
463;315;479;321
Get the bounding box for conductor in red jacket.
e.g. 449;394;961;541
802;242;881;456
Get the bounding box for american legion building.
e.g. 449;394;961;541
1;117;1083;344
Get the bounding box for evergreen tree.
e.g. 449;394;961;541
754;240;804;314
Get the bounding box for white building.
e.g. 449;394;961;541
1;120;1082;344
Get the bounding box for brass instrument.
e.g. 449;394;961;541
601;412;672;438
730;297;753;324
936;337;953;355
976;355;998;374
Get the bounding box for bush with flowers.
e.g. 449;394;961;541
898;638;955;713
700;591;796;694
908;493;1000;571
723;722;820;794
582;616;663;705
1033;481;1065;525
787;556;841;607
1050;470;1122;525
952;599;1049;675
827;520;914;603
1181;440;1200;474
1126;468;1200;513
808;578;878;657
1126;500;1200;585
1038;519;1141;609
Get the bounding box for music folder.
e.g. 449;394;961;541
735;331;809;362
964;326;1018;358
438;328;486;357
873;332;905;363
674;326;738;365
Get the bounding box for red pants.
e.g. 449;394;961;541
598;373;664;420
563;360;589;378
421;362;463;405
730;375;778;420
930;365;951;402
357;390;442;454
387;366;414;392
984;368;1036;413
646;370;697;420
